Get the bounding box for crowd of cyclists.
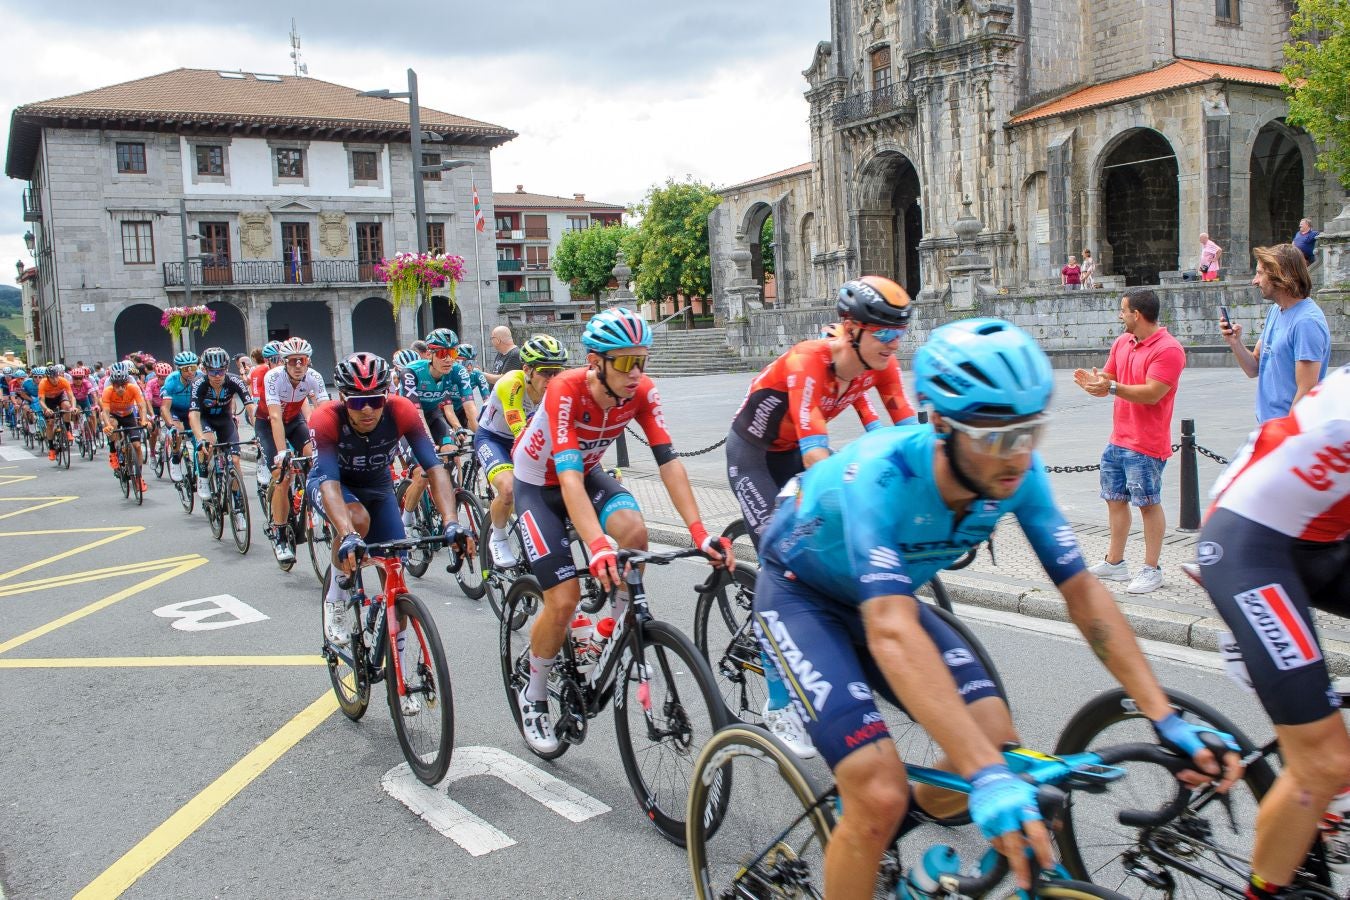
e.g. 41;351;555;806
8;271;1347;900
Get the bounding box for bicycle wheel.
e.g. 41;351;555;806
130;453;143;505
923;573;955;613
207;472;225;540
1037;878;1136;900
1053;687;1280;899
687;723;833;900
499;575;569;761
452;490;487;600
152;440;165;479
227;469;251;554
59;436;70;470
614;618;732;845
323;571;369;721
178;467;196;514
307;504;334;586
693;564;766;726
387;592;455;785
119;458;131;499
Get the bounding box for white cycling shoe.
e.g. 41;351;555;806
517;685;559;753
489;532;519;567
324;600;350;647
763;701;818;759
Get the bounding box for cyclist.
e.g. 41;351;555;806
38;364;76;461
752;318;1240;898
100;361;151;490
308;352;466;657
728;275;919;756
159;351;200;482
249;341;283;414
70;366;95;429
457;344;492;404
474;334;568;566
188;347;256;503
397;328;475;528
1192;363;1349;900
391;347;419;374
143;361;171;465
509;307;734;753
261;337;327;563
0;366;11;431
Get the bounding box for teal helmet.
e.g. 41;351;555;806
173;350;199;367
582;307;651;353
425;329;459;350
913;318;1052;421
261;340;283;361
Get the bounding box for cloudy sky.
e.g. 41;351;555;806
0;1;827;276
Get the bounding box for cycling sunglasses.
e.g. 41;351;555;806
602;354;647;373
204;367;227;376
344;394;387;411
862;325;907;343
431;347;459;360
285;356;310;366
944;415;1049;458
533;366;564;378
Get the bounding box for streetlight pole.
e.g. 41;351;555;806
178;198;199;354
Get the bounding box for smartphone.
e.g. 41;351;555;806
1219;306;1231;329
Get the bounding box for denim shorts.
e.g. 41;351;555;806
1099;443;1165;507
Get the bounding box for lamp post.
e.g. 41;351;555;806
177;199;202;353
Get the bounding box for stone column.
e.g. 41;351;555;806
1316;194;1350;297
330;296;354;359
245;295;270;349
395;304;419;349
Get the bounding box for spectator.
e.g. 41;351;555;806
1080;248;1096;289
249;347;265;366
233;353;252;377
1198;233;1222;282
1223;243;1330;422
1073;288;1185;594
411;340;430;360
484;325;521;385
1293;217;1320;264
1061;255;1082;289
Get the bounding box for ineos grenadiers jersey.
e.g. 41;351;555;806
399;359;470;414
478;369;540;441
188;373;253;416
762;426;1085;608
308;395;440;491
160;371;194;415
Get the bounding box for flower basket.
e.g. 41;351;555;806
376;252;466;319
161;305;216;343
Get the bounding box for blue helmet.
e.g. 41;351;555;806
582;307;651;353
425;328;459;350
261;340;283;361
913;318;1052;421
173;350;199;367
392;348;419;369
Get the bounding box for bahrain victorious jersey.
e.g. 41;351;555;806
731;338;915;453
511;367;675;487
1209;363;1350;542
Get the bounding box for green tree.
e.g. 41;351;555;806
625;178;721;303
553;223;635;309
759;215;775;277
1283;0;1350;187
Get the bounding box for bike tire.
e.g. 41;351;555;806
179;468;196;514
323;570;370;721
483;516;530;626
387;592;455;785
613;618;733;845
119;459;131;499
207;471;225;540
686;723;833;900
1036;879;1136;900
924;573;955;613
152;442;165;479
59;438;70;470
227;469;251;554
498;575;569;761
452;490;487;600
1053;687;1282;899
307;508;333;586
693;564;765;726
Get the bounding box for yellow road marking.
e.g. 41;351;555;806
0;558;206;655
0;554;201;598
0;474;35;486
75;691;339;899
0;655;323;669
0;526;143;583
0;495;77;520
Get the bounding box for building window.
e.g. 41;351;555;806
527;276;551;300
1215;0;1239;22
497;247;517;261
275;148;304;179
116;142;146;174
524;214;548;240
422;152;441;181
195;145;224;176
495;215;513;231
356;222;384;281
351;151;378;182
120;221;154;264
566;215;590;233
871;47;893;91
426;222;446;254
526;245;549;270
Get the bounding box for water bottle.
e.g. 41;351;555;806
582;617;616;672
902;845;961;899
1320;786;1350;874
570;613;594;674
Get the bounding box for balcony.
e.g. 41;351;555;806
528;290;552;302
22;188;40;222
498;291;529;303
497;259;523;272
831;83;916;128
524;261;550;271
523;227;549;240
495;229;524;240
163;258;381;288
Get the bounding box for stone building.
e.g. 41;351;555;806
5;68;515;371
711;0;1339;316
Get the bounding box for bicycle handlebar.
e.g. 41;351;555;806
615;546;707;568
1089;742;1199;828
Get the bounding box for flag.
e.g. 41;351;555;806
290;244;302;281
472;185;485;233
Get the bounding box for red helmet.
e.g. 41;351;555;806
333;352;389;395
153;362;172;378
71;367;89;378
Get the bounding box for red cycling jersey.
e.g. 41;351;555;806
250;364;272;419
731;339;915;453
511;367;674;487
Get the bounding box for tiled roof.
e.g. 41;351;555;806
494;189;626;211
719;162;814;193
1009;59;1287;125
7;68;515;178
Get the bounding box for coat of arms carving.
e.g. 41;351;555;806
239;212;273;259
318;212;350;257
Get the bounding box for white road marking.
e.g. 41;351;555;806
152;595;269;631
0;446;34;460
382;746;611;857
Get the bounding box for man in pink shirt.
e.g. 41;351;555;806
1198;233;1222;282
1073;289;1186;593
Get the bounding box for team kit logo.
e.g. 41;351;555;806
1235;583;1321;670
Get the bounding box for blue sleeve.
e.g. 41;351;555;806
449;365;470;401
841;457;916;602
313;442;340;483
1291;313;1330;364
1010;463;1085;585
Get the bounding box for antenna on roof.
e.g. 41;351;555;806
289;19;308;77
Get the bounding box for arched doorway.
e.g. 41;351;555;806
114;304;173;362
352;297;397;360
1023;173;1051;280
190;301;246;358
428;295;461;339
267;301;335;382
1099;129;1179;286
799;212;817;299
1249;120;1307;258
741;203;775;306
857;152;922;297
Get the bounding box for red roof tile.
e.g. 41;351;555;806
719;162;814;193
494;189;626;212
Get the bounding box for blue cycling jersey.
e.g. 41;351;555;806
399;358;470;413
761;425;1086;606
20;378;37;399
160;371;194;414
467;368;490;403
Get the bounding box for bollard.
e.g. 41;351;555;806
615;431;630;468
1177;418;1200;533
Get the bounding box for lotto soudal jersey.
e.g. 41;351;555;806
399;359;470;414
732;339;915;454
263;366;327;422
511;367;675;487
308;395;439;490
478;369;540;440
762;425;1085;608
1209;363;1350;542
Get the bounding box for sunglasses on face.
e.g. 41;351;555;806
205;368;226;376
285;356;310;367
431;348;459;360
532;366;564;378
945;415;1049;458
602;354;647;373
344;394;387;411
863;325;907;343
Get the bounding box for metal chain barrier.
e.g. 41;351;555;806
1195;444;1230;466
625;425;727;458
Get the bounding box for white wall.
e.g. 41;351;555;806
179;136;392;198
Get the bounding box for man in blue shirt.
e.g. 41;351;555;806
1222;244;1331;422
1293;218;1319;264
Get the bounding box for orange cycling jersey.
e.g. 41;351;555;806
37;377;73;401
101;382;145;417
731;339;915;453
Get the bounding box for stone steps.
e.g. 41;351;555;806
643;327;752;376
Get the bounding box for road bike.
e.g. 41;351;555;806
75;409;100;461
265;452;315;573
174;436;199;514
499;546;732;845
397;439;487;599
48;413;72;469
107;426;145;505
200;440;253;554
321;533;465;785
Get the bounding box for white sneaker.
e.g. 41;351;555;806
489;531;519;567
324;600;350;646
196;480;210;500
273;537;295;564
1126;565;1164;594
763;701;818;760
1088;558;1131;582
233;513;248;533
168;460;183;482
517;685;559;753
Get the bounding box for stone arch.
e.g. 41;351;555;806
267;300;336;381
799;212;818;299
855;149;923;296
427;295;462;338
1246;118;1314;259
1096;127;1179;286
190;301;247;358
1021;172;1051;281
739;202;775;305
352;297;397;360
114;304;174;362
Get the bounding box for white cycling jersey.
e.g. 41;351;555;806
263;366;328;422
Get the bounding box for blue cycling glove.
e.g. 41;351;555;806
968;764;1041;840
337;532;366;564
1152;713;1239;758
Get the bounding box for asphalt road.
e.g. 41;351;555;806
0;411;1268;900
